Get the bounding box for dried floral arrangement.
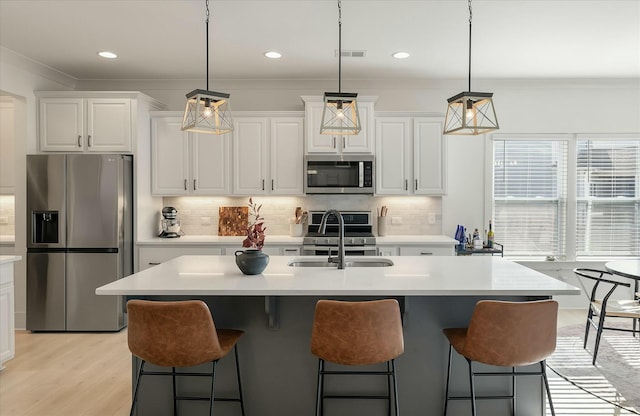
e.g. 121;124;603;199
242;197;266;250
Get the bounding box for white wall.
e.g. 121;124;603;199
0;47;76;328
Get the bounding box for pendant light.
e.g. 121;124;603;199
182;0;233;135
443;0;499;135
320;0;361;135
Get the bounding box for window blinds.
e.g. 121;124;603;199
493;140;568;257
576;139;640;256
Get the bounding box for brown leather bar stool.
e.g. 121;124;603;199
310;299;404;416
127;299;245;416
442;300;558;416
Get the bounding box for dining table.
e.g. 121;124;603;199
605;259;640;295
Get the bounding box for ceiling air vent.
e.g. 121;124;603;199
334;50;367;58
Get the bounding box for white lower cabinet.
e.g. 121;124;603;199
399;246;454;256
138;247;223;271
0;261;16;368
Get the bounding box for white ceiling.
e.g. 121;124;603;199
1;0;639;82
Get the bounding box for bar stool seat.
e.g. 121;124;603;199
443;299;558;416
127;299;245;416
310;299;404;416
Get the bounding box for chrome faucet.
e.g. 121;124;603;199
318;209;346;269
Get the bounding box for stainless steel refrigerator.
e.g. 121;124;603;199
26;154;132;331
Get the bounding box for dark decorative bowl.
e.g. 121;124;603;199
235;249;269;275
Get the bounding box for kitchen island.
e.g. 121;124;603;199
97;255;579;416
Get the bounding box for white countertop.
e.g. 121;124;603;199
137;235;456;246
96;255;580;297
375;235;458;245
0;255;22;265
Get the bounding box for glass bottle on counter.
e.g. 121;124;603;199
487;220;494;248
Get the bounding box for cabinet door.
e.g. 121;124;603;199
376;117;411;195
151;117;190;195
39;98;85;152
305;102;338;153
305;100;373;154
414;118;447;195
0;283;15;365
270;117;304;195
233;117;268;195
400;246;454;256
342;102;373;153
86;98;132;152
192;132;231;195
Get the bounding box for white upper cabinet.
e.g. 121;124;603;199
270;117;304;195
39;96;132;152
233;117;268;195
232;115;304;196
376;116;447;195
151;115;230;196
301;96;376;154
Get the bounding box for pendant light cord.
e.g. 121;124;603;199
338;0;342;93
467;0;472;92
205;0;210;91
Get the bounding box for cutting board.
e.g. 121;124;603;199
218;206;248;236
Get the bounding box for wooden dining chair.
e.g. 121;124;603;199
574;268;640;365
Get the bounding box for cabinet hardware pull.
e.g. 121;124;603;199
184;179;187;190
405;179;408;191
284;249;297;252
193;179;197;190
148;262;161;265
262;179;265;191
271;179;274;190
77;135;82;147
333;137;336;149
342;137;345;149
420;252;433;256
88;135;92;147
415;179;418;190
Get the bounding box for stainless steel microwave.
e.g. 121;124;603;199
304;155;374;194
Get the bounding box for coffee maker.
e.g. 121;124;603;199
159;207;183;238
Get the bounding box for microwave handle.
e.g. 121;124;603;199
359;161;364;187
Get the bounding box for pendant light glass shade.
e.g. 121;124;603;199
182;89;233;134
443;0;498;136
320;92;361;135
444;91;498;135
320;1;361;135
181;0;232;135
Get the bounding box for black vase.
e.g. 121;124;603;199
235;249;270;275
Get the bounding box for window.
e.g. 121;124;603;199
576;138;640;257
493;139;568;257
492;135;640;259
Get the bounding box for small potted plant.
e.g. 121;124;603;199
235;198;269;275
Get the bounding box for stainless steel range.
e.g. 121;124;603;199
302;211;377;256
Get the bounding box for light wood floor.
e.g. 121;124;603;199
0;309;592;416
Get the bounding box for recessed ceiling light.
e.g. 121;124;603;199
97;51;118;59
264;51;282;59
392;51;410;59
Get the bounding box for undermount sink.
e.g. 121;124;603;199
287;258;394;268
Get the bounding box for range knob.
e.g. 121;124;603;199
326;238;331;244
350;238;355;244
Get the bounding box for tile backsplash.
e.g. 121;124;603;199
161;195;442;237
0;195;15;237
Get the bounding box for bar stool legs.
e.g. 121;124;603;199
314;358;400;416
